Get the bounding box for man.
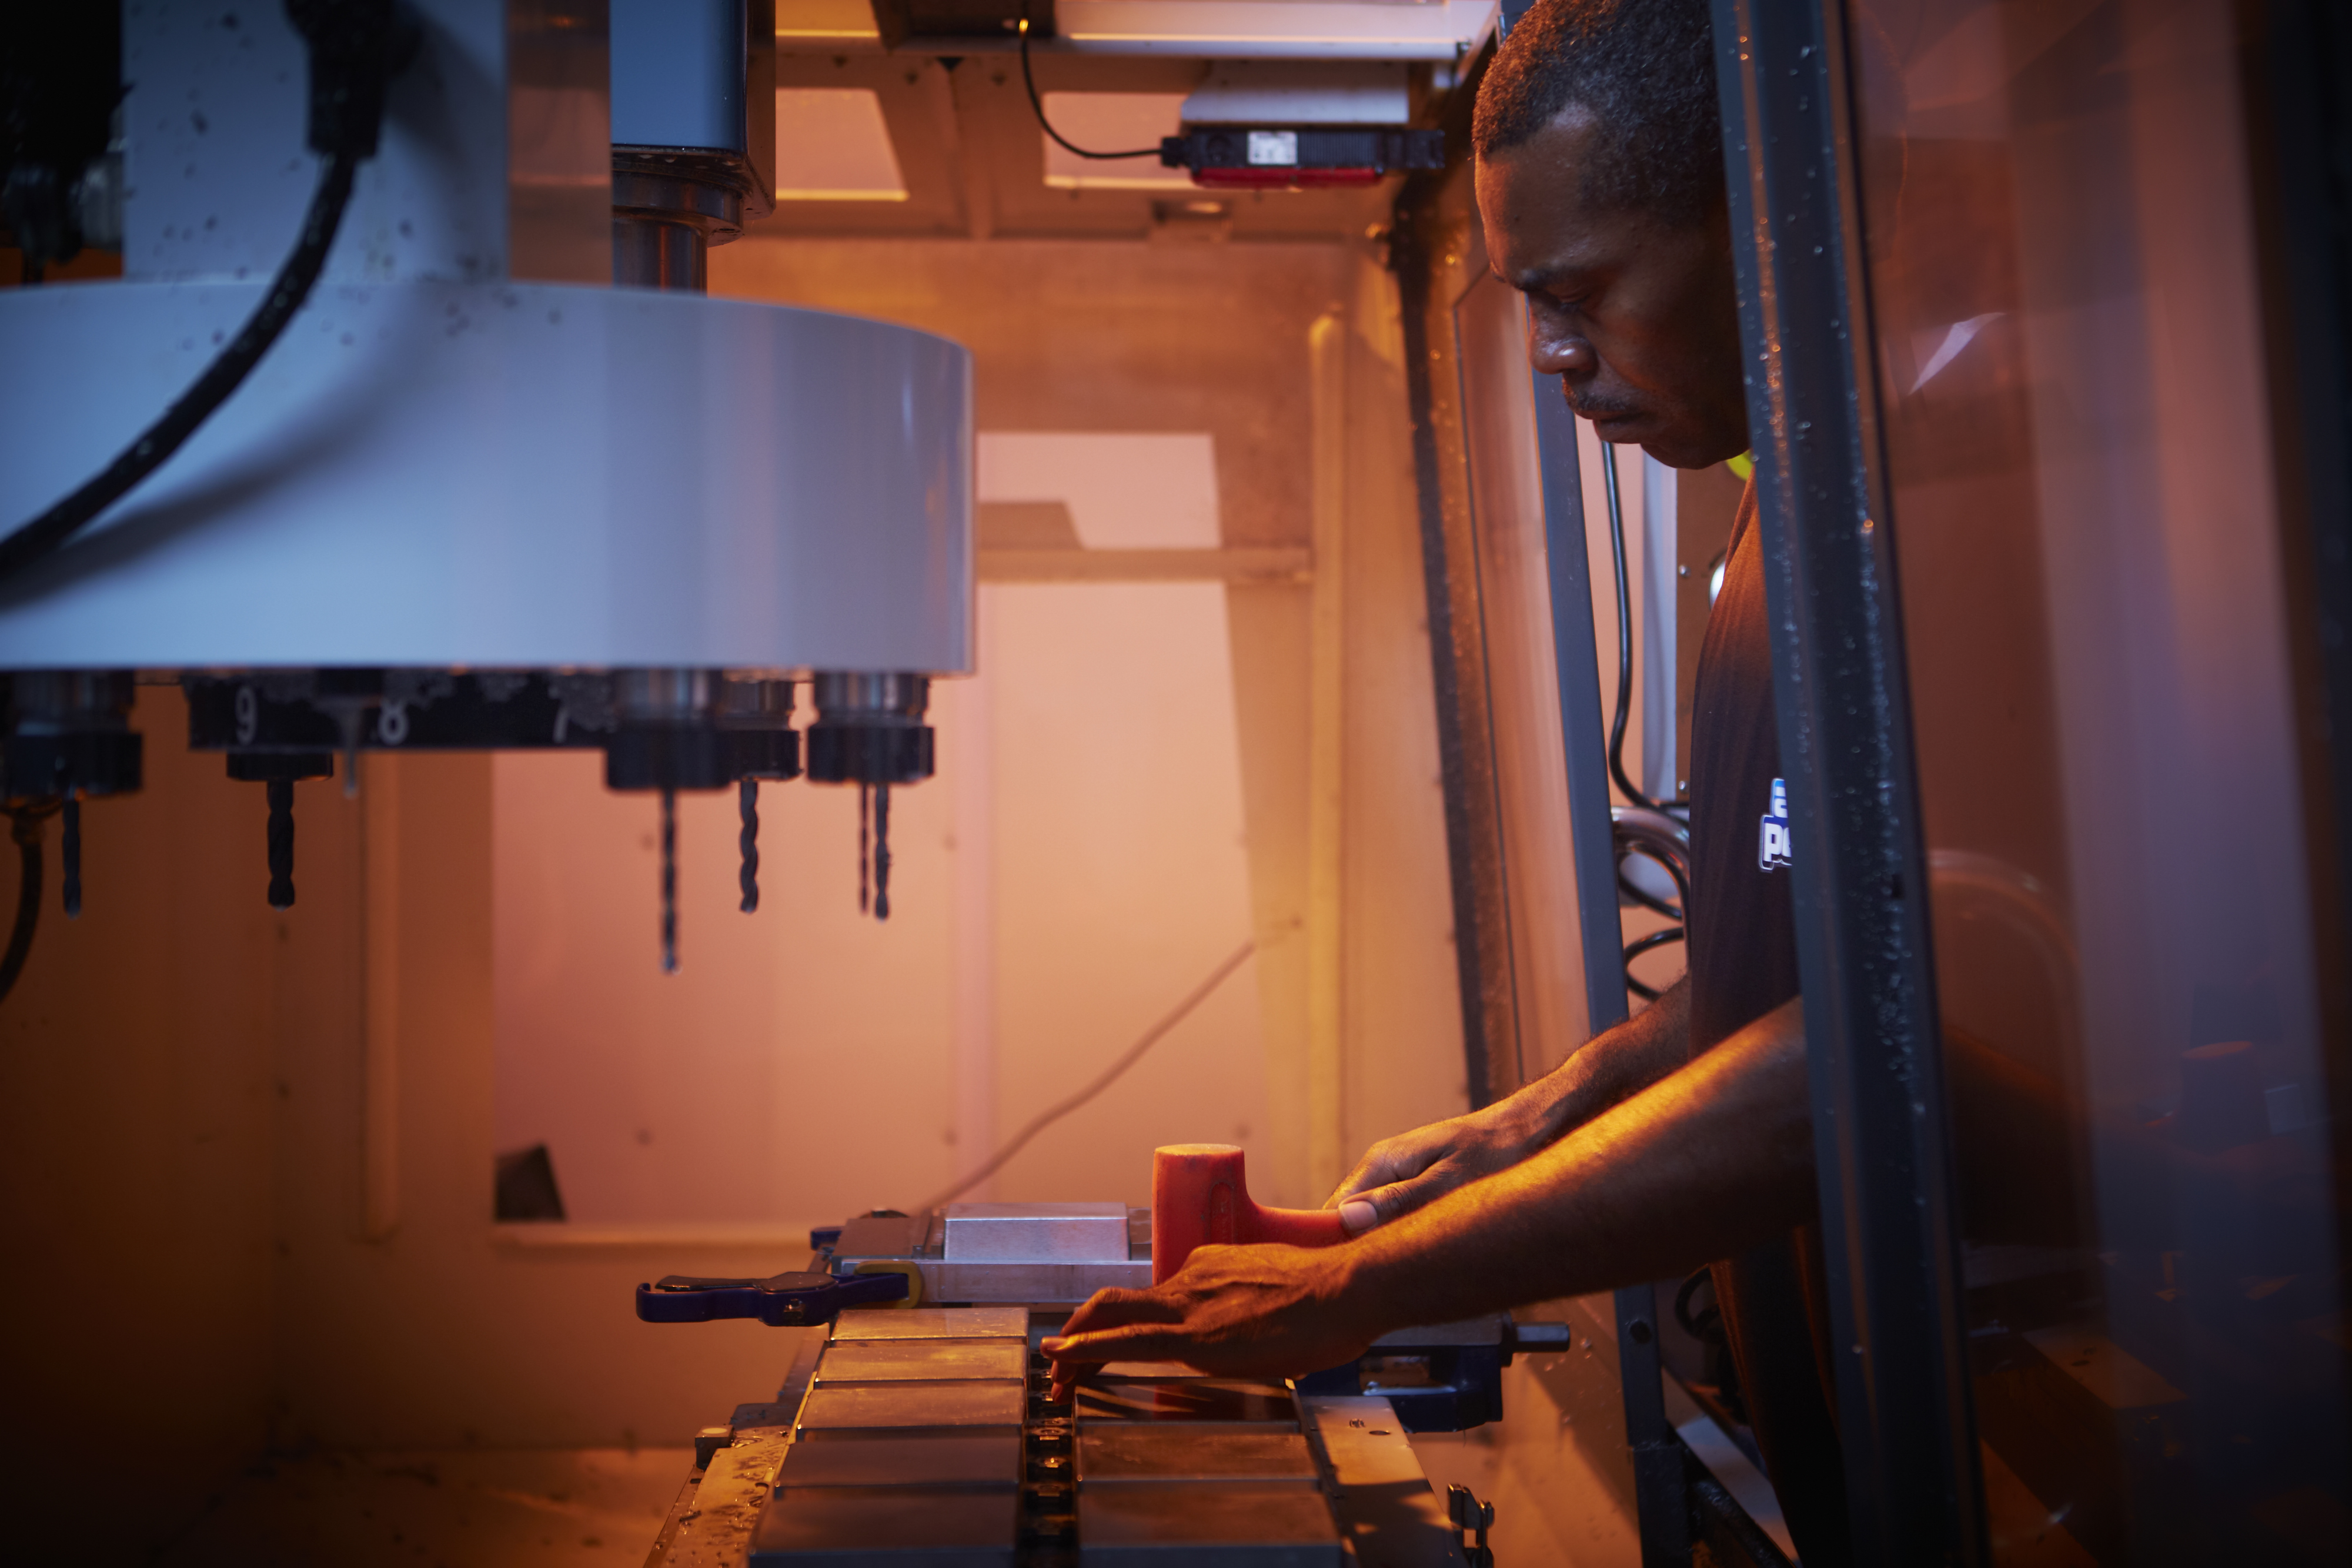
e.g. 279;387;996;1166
1043;0;1856;1555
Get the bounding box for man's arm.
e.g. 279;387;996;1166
1327;977;1691;1231
1045;995;1809;1389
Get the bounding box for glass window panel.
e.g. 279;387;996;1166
1846;0;2350;1559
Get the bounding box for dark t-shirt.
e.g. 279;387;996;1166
1682;480;1852;1565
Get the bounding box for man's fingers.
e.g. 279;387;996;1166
1344;1168;1452;1231
1323;1144;1417;1209
1041;1321;1191;1367
1055;1287;1177;1340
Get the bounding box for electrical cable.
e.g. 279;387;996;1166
0;803;60;1007
1601;443;1693;1002
1623;926;1686;1002
0;152;358;586
1601;442;1671;814
1017;10;1164;161
0;0;412;589
909;937;1258;1213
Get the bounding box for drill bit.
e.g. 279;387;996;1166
858;782;870;915
873;783;892;922
738;777;760;914
660;787;678;973
61;794;81;918
266;779;295;909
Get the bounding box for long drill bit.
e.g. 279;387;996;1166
660;787;678;974
61;794;80;918
739;777;760;914
873;783;892;922
266;779;295;910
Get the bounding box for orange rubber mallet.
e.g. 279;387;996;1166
1152;1143;1350;1284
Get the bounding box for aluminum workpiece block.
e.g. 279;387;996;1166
942;1202;1130;1262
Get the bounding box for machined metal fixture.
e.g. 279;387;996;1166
609;0;776;293
2;670;141;921
611;153;758;292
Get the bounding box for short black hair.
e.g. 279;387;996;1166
1473;0;1725;226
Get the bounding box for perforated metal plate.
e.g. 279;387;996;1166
831;1308;1030;1343
750;1486;1018;1566
798;1380;1028;1434
1079;1426;1317;1483
775;1435;1021;1490
1073;1380;1298;1425
1078;1482;1342;1566
818;1340;1031;1383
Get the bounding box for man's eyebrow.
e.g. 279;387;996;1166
1498;262;1599;293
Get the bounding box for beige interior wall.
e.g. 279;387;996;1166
0;686;280;1554
1332;256;1473;1161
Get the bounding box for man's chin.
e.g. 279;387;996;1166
1638;430;1750;472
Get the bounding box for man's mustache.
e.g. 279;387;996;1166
1561;385;1643;421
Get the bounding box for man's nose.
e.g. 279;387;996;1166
1528;324;1596;378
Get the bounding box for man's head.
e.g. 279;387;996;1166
1475;0;1748;469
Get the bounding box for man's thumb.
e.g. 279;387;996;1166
1338;1173;1444;1234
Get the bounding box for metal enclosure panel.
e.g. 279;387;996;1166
943;1201;1130;1262
0;283;973;673
1709;0;1980;1560
611;0;747;152
1530;369;1628;1050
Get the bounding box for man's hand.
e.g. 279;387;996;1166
1323;1104;1544;1233
1041;1243;1378;1402
1327;978;1693;1233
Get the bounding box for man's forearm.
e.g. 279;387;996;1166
1494;976;1692;1148
1342;995;1812;1335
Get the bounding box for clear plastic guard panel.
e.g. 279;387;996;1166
1845;0;2348;1559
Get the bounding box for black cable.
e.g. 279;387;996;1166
1673;1265;1725;1344
1623;925;1685;1002
0;804;58;1007
0;0;411;588
1618;861;1683;923
1599;442;1664;813
0;151;358;586
1017;12;1163;160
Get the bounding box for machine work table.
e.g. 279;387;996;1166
641;1305;1474;1568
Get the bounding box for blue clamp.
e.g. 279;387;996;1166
636;1269;910;1328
